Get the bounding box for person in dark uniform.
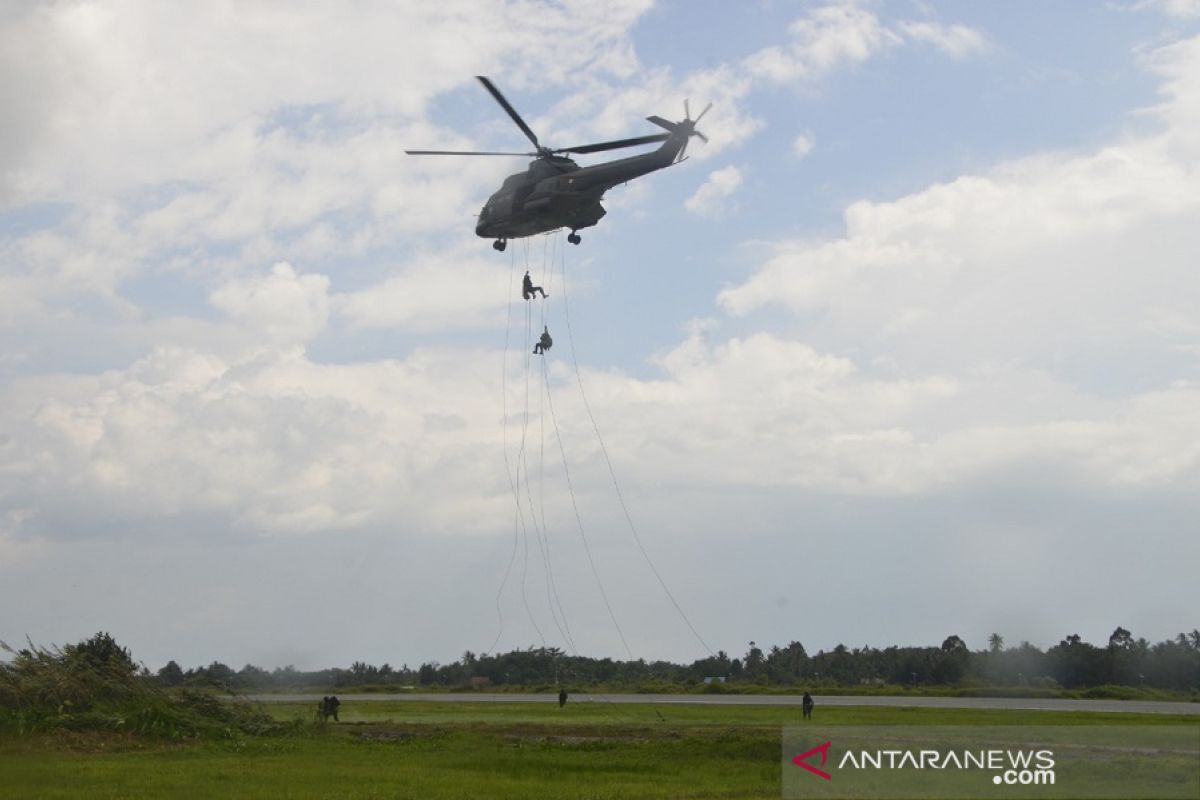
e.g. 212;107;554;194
558;688;568;708
319;695;341;722
802;692;814;720
523;271;547;300
533;326;552;355
328;695;341;721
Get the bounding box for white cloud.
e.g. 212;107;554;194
743;3;903;83
544;329;1200;496
335;246;510;333
0;1;654;206
741;3;987;85
717;28;1200;383
1146;35;1200;161
211;262;330;345
792;132;816;159
0;0;989;339
5;2;1198;664
1132;0;1200;18
537;64;764;162
898;21;989;59
700;33;1200;499
684;166;744;218
528;4;984;165
6;342;516;537
10;318;1196;550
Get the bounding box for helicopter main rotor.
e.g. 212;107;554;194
405;76;672;160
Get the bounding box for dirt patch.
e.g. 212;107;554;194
355;727;442;742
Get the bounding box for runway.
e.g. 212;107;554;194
244;692;1200;715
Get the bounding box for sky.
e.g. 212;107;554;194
2;0;1199;673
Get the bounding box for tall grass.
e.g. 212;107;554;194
0;633;281;739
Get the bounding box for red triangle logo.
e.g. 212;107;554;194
792;740;833;781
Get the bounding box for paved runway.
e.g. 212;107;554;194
246;692;1200;715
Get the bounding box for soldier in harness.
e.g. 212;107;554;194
533;326;553;355
523;271;548;300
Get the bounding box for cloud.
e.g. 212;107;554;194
0;1;655;206
0;0;659;324
0;0;665;367
718;138;1200;384
529;3;985;164
536;64;763;162
674;33;1200;520
0;0;990;339
717;34;1200;391
743;2;902;83
684;166;744;218
1131;0;1200;18
898;21;989;59
211;263;330;345
4;342;517;538
792;132;816;159
335;246;511;332
6;3;1198;666
10;316;1195;553
596;329;1200;494
742;2;987;85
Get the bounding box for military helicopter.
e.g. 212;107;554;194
406;76;709;251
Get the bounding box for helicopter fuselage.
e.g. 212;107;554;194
475;130;687;241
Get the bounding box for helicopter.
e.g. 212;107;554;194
406;76;709;251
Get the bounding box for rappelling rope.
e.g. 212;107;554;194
489;243;523;656
493;233;654;721
519;235;635;719
493;240;551;654
498;236;581;657
515;237;579;653
556;236;716;659
539;347;635;661
533;234;576;652
517;241;546;648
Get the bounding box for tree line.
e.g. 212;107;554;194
156;627;1199;692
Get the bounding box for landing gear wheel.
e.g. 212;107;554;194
567;232;581;245
493;239;507;252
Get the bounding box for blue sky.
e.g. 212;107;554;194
2;0;1199;671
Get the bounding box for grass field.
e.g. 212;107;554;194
3;701;1197;799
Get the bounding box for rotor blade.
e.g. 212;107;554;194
557;133;670;155
646;115;678;132
694;131;709;144
476;76;541;151
694;102;712;123
684;98;691;119
405;149;536;156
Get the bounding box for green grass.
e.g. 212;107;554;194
3;702;1197;799
260;698;1200;729
292;682;1200;703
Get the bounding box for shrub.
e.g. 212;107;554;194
0;634;280;739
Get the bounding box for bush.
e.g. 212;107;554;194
0;634;280;739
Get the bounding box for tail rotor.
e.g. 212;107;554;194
646;99;711;162
677;100;710;160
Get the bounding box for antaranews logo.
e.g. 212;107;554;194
790;740;1056;787
791;740;833;781
785;724;1198;800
